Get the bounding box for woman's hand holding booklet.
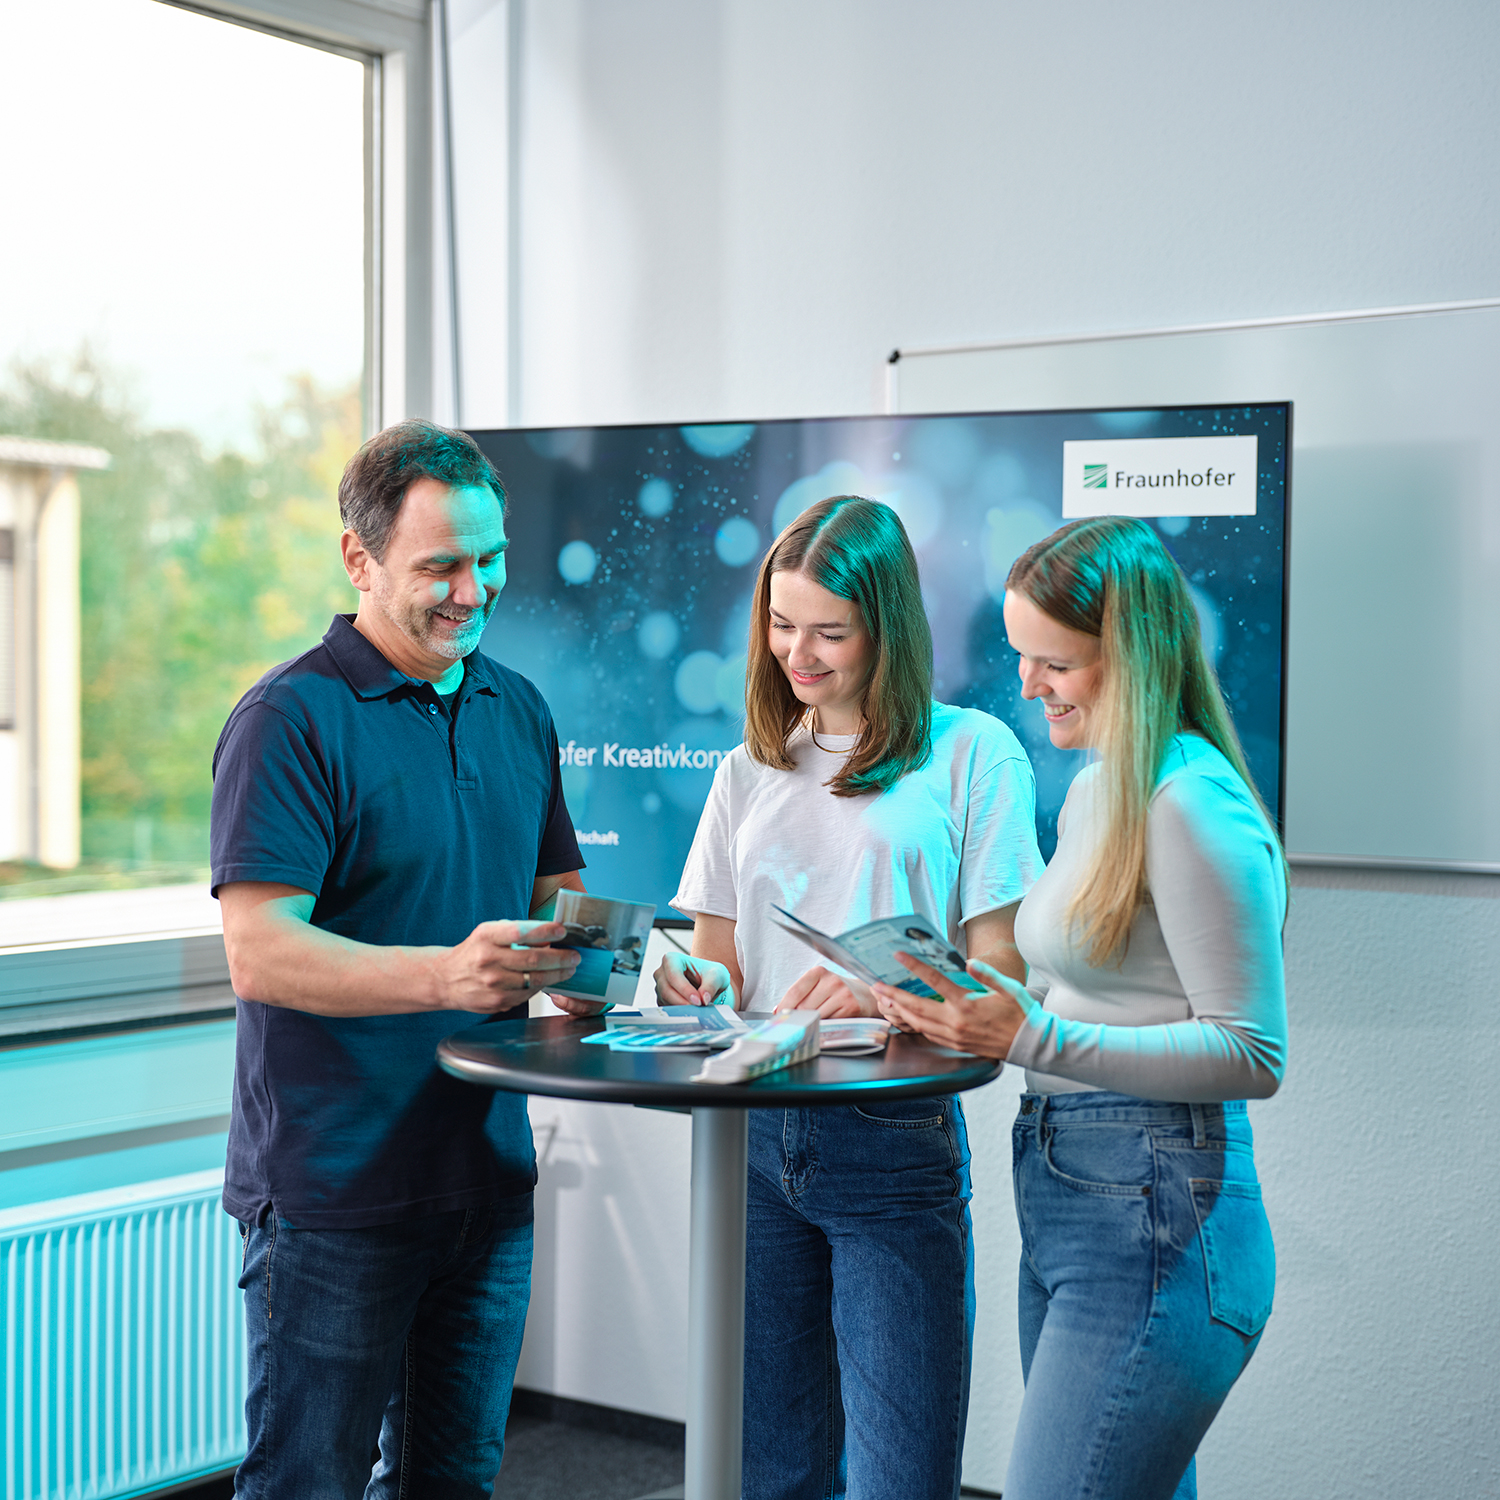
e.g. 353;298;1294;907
770;907;987;1003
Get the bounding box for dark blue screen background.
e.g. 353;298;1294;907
471;404;1289;917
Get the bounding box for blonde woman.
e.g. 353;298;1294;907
877;515;1287;1500
658;496;1043;1500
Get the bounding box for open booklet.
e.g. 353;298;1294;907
770;907;986;1002
529;889;656;1008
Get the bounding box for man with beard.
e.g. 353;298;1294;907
210;420;595;1499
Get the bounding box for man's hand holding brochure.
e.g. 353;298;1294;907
528;889;656;1009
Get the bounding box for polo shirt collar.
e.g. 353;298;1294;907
322;614;501;701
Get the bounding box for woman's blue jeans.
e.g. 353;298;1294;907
743;1097;975;1500
1006;1091;1275;1500
234;1199;533;1499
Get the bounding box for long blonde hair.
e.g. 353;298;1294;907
1007;516;1283;965
743;496;933;796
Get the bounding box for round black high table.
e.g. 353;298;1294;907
438;1014;1001;1500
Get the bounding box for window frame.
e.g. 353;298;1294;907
159;0;443;430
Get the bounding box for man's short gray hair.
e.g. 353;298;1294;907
338;419;507;561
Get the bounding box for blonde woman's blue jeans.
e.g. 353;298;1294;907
1006;1091;1275;1500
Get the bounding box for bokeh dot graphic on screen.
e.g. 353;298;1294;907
527;428;594;465
558;539;598;584
657;718;738;813
1094;410;1160;436
973;449;1030;506
642;792;662;815
637;610;681;660
680;423;756;459
772;461;867;536
1187;583;1223;665
560;763;590;811
675;650;724;714
638;477;674;517
1157;515;1191;537
907;417;981;490
871;472;943;549
721;593;754;656
714;654;748;716
714;517;761;567
982;503;1057;599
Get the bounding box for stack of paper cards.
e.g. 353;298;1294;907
582;1005;749;1052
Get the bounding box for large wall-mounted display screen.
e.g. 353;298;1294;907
470;404;1289;918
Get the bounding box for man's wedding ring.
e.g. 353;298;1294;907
523;971;532;990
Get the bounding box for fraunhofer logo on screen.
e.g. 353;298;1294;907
1061;435;1259;518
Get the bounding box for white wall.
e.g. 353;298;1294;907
1200;870;1500;1496
450;3;1500;1494
458;0;1500;431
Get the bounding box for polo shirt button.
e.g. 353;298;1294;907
428;704;438;715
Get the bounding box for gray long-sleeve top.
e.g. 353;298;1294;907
1008;733;1288;1103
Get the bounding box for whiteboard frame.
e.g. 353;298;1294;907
884;297;1500;413
885;300;1500;877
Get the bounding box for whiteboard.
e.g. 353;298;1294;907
890;302;1500;872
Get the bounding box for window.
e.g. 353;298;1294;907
0;0;377;936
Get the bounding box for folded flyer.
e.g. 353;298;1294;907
770;907;985;1001
816;1018;893;1056
531;889;656;1007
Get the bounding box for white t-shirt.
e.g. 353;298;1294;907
672;703;1044;1011
1008;733;1288;1102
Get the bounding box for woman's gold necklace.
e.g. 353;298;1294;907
806;708;858;752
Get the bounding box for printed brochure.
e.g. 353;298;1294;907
531;889;656;1007
770;907;985;1002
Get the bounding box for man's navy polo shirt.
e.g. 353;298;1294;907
210;614;583;1229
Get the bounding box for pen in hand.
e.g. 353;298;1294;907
683;962;704;1002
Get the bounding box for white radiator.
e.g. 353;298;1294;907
0;1170;245;1500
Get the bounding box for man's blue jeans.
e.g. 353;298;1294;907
234;1198;533;1499
743;1097;975;1500
1006;1092;1275;1500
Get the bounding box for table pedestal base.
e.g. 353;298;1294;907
684;1107;748;1500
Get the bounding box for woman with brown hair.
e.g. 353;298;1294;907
877;515;1287;1500
659;495;1043;1500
